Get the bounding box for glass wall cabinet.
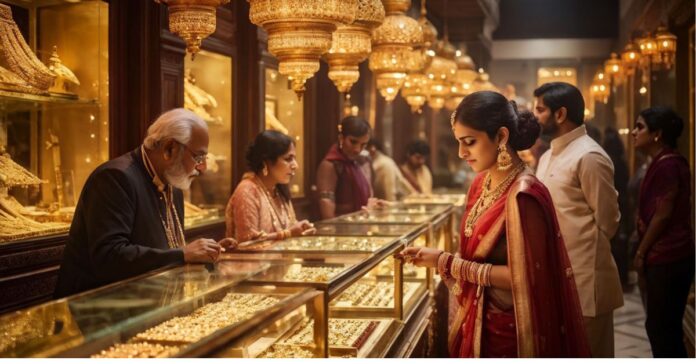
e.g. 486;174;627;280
183;50;233;229
0;0;108;245
264;67;305;198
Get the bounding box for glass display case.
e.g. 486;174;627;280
402;193;466;207
0;261;328;358
183;50;232;229
313;222;421;238
264;68;305;197
241;260;413;357
223;222;435;357
324;210;434;225
377;203;449;215
0;0;108;244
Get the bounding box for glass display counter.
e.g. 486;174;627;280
0;203;461;358
0;261;327;358
313;222;420;237
324;210;433;225
402;193;466;206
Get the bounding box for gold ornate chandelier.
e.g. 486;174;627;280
603;52;623;83
654;25;677;70
590;71;609;104
471;68;497;93
399;0;436;113
368;0;423;101
325;0;385;94
401;72;430;113
621;41;640;76
249;0;358;98
426;39;457;111
156;0;230;59
445;48;477;111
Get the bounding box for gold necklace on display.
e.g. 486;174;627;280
140;145;186;249
254;175;296;232
463;163;526;238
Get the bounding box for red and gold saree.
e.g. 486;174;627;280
448;170;590;357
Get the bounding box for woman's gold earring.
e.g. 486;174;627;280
654;136;659;142
338;141;343;150
497;144;513;171
262;165;268;176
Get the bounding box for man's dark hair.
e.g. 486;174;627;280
406;140;430;156
367;138;385;152
534;82;585;126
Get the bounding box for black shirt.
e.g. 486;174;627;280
54;148;185;298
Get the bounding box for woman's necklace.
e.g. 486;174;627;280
463;163;525;238
140;145;186;249
254;175;296;232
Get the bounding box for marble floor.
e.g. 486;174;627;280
614;285;653;358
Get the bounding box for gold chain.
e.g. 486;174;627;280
254;175;296;232
464;163;525;238
141;145;186;249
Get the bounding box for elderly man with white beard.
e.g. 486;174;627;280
55;108;237;298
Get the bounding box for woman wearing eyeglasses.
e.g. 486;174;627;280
225;130;314;243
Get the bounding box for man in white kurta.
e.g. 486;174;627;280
368;140;416;201
534;82;623;358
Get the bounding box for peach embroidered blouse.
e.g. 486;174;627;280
225;174;297;241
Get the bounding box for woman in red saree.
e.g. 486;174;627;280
400;91;590;357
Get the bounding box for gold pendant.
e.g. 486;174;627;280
464;226;473;237
452;280;462;296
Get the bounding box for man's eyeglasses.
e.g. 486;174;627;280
177;141;207;166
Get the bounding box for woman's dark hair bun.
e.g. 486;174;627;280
455;91;541;151
245;130;293;173
510;109;540;151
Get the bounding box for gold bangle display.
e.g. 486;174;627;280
281;266;344;282
130;293;279;346
91;342;181;358
282;318;379;350
333;281;421;308
258;345;315;358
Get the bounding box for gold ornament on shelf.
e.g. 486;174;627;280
368;0;423;101
326;0;385;94
0;4;55;91
47;46;80;95
155;0;230;60
0;65;35;94
184;69;222;124
249;0;359;99
0;149;44;189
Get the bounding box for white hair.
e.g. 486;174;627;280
143;108;207;149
